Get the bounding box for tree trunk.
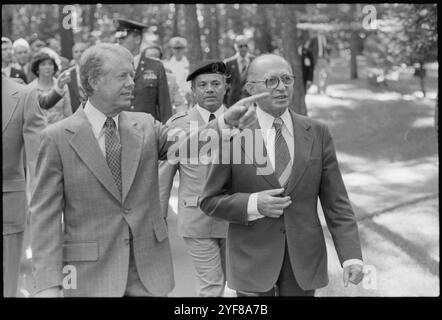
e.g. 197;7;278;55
205;4;219;59
88;4;96;32
279;4;307;115
183;4;203;66
350;30;359;79
1;5;13;38
172;4;180;36
254;5;274;55
419;62;426;97
58;5;74;60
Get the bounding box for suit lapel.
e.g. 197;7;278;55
2;80;21;132
285;110;314;195
134;54;145;81
119;112;143;203
239;120;280;189
67;108;122;203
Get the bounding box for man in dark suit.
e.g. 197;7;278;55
224;35;255;107
2;76;47;297
64;42;88;113
115;18;172;123
200;54;364;296
2;37;27;84
300;40;314;93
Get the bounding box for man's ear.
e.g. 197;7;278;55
89;76;98;92
245;82;253;96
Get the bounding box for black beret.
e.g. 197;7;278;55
114;18;148;39
186;59;228;82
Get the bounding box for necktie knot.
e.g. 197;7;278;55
104;117;116;130
209;113;216;122
273;118;283;131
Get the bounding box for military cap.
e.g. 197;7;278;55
186;59;228;82
169;37;187;48
114;18;148;39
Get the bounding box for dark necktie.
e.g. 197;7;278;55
240;59;247;80
209;113;216;122
273;118;291;187
104;117;122;196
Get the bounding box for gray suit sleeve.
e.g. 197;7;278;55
30;129;64;293
22;87;47;193
38;87;64;110
158;160;178;220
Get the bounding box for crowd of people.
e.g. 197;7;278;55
3;18;362;298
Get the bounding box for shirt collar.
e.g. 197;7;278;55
235;52;250;62
196;104;226;124
84;100;119;138
256;106;293;137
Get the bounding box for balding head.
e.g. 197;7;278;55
247;54;292;81
245;54;294;117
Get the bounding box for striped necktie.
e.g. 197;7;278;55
104;117;122;197
273;117;291;187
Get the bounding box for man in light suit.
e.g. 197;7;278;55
159;60;229;297
2;76;47;297
200;54;364;296
29;43;257;297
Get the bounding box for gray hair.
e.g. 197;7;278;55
13;38;30;50
79;43;133;97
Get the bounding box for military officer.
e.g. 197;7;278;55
115;18;172;123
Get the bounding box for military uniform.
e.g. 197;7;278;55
159;60;229;297
130;49;172;123
114;18;172;123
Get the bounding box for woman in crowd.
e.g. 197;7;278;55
27;48;72;124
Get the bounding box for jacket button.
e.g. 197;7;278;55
124;238;130;246
123;207;131;214
280;228;286;234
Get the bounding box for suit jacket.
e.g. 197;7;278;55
159;107;229;238
65;66;85;113
2;77;47;235
224;54;255;107
130;49;172;123
8;67;28;84
29;107;175;297
200;109;362;292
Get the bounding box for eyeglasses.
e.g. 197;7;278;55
238;44;248;48
248;74;295;89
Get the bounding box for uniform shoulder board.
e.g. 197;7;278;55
169;111;188;123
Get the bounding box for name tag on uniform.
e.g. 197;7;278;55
143;70;158;80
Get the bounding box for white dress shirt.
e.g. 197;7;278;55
133;53;141;71
247;107;294;221
164;56;191;95
196;104;226;124
83;100;120;156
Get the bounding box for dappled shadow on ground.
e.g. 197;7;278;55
307;93;437;163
